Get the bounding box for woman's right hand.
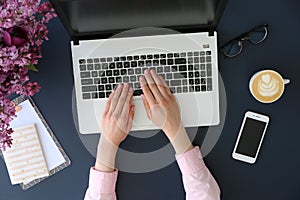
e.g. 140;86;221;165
139;69;183;141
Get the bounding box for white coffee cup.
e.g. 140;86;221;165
249;69;290;103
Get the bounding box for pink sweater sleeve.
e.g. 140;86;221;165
176;146;221;200
84;167;118;200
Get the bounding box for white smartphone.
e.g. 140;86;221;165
232;111;269;164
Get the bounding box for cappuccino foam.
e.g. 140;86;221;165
250;70;284;103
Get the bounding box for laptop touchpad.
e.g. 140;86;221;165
132;99;153;127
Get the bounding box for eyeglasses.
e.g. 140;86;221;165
220;24;268;58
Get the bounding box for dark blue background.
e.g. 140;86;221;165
1;0;300;199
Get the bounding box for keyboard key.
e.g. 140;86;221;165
188;57;193;64
121;69;127;75
164;66;170;72
114;57;119;61
146;60;152;66
123;76;129;82
134;82;141;89
194;52;199;56
130;76;137;82
207;78;212;85
174;53;180;57
81;79;93;85
194;64;200;70
133;89;143;96
134;56;139;60
201;85;207;91
109;63;115;69
124;62;130;68
201;78;206;84
200;64;206;70
141;55;146;60
105;85;112;91
127;56;133;61
206;51;211;55
82;85;97;92
180;52;186;57
94;58;100;63
200;51;205;56
189;72;194;78
195;85;200;92
116;77;122;83
175;58;187;64
166;73;172;80
189;86;195;92
167;59;174;65
129;83;133;88
79;59;86;64
187;52;193;56
200;57;205;63
98;85;104;91
94;64;101;70
113;70;120;76
201;71;206;77
80;65;86;71
171;66;178;72
82;93;91;99
176;87;182;93
206;56;212;62
147;55;153;59
174;73;186;79
106;70;112;76
128;69;134;75
102;63;108;69
100;58;106;62
183;86;188;93
131;61;137;67
194;57;199;63
195;71;200;77
92;92;98;99
167;53;173;58
121;56;126;61
182;79;188;85
170;87;176;93
116;62;123;68
80;72;90;78
87;64;93;70
113;84;118;90
160;54;166;58
87;59;93;63
92;71;98;77
157;67;163;73
107;57;113;62
135;68;142;74
178;65;186;72
106;92;111;98
207;85;212;91
109;77;115;83
101;78;108;84
170;80;181;86
153;60;159;66
207;70;212;77
138;61;144;67
188;65;193;71
160;59;166;65
99;71;105;77
195;78;200;85
154;54;159;59
99;92;105;98
189;79;194;85
94;78;100;84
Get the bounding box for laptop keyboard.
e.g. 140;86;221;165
78;51;213;99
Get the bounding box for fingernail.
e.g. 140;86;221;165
150;69;155;74
144;69;149;74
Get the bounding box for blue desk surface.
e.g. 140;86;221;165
1;0;300;199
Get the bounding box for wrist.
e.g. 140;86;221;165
95;136;119;172
167;124;193;155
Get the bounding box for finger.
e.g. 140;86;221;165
103;90;115;115
121;87;134;120
140;75;155;105
114;83;129;117
108;84;123;114
126;105;135;131
159;75;172;96
141;94;151;120
150;70;169;99
144;69;164;102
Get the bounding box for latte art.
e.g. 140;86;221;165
257;74;279;97
250;70;285;103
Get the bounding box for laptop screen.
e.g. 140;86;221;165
52;0;225;39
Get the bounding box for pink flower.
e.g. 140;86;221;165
2;26;29;47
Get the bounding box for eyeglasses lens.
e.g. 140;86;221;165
249;26;267;44
222;40;242;57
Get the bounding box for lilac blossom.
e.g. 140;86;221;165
0;0;56;151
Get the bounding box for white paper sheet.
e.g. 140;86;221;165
10;100;66;173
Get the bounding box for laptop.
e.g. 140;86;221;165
50;0;227;134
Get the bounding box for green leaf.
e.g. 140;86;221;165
25;63;38;72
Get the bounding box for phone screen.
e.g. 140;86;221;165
236;118;267;158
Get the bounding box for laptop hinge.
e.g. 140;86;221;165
208;29;214;37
